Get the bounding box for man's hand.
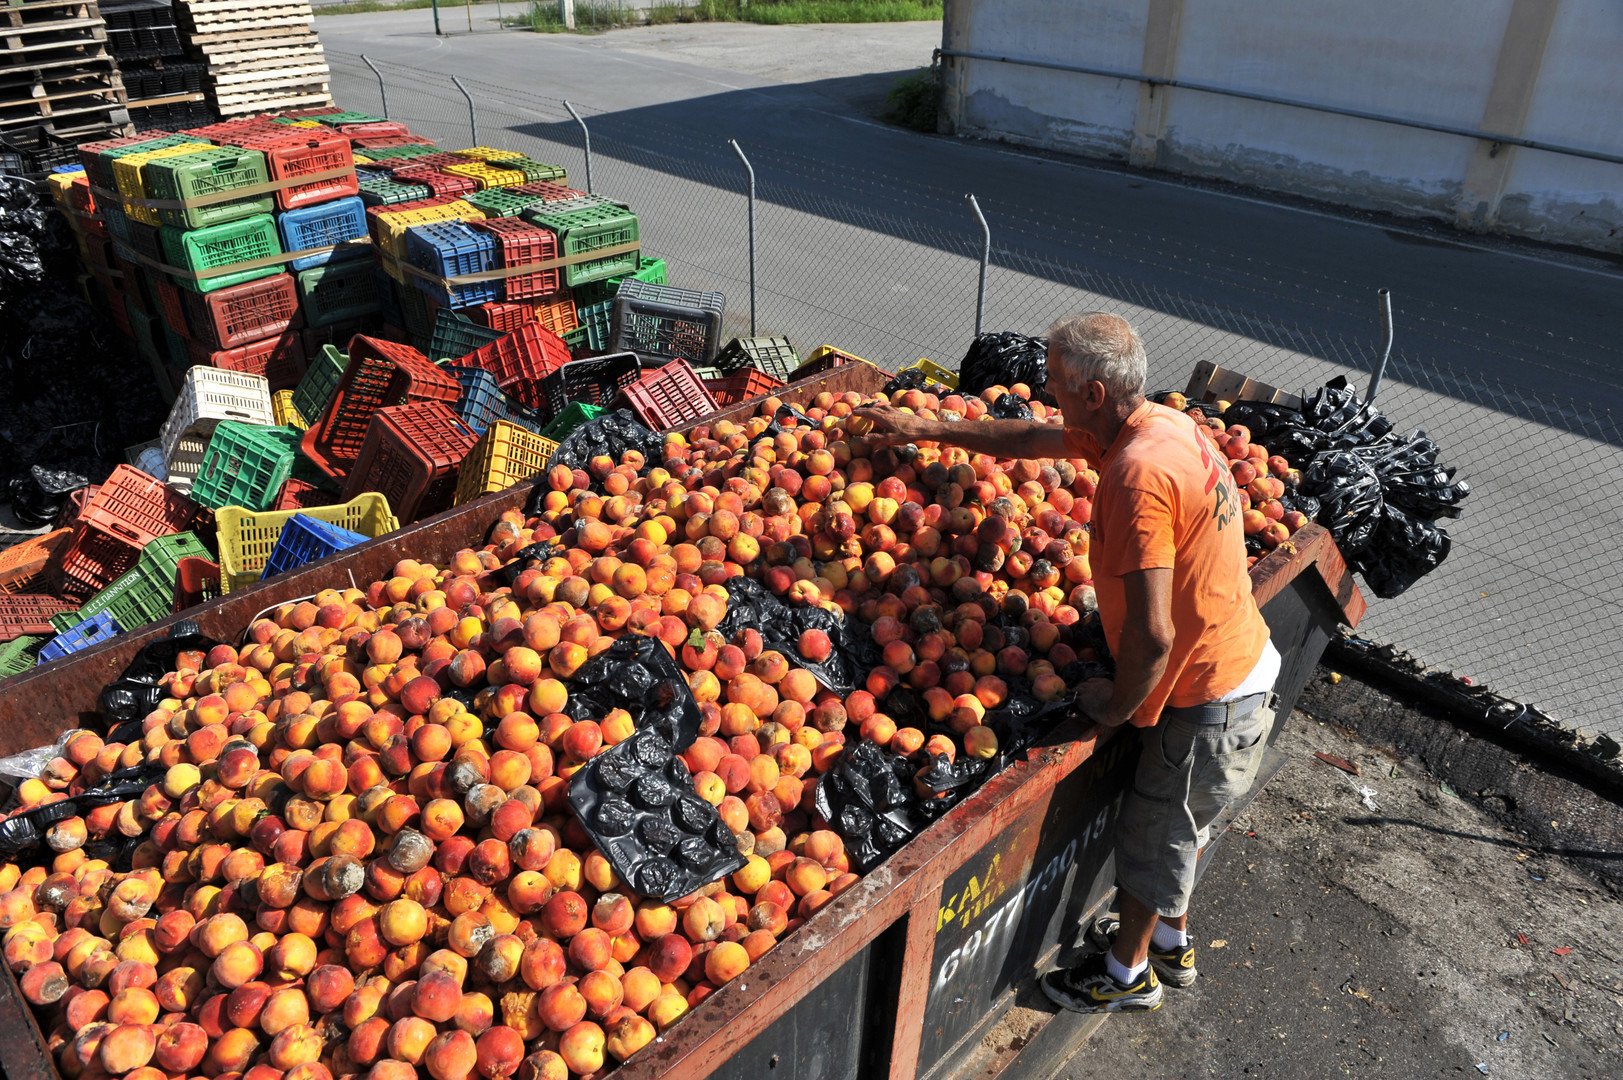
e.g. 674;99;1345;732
1075;678;1126;728
850;405;934;447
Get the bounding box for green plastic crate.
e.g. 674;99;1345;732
190;423;302;510
316;111;385;126
360;145;439;162
0;635;43;679
574;297;615;352
521;199;639;287
48;609;82;634
73;566;149;630
358;174;432;207
573;256;668;307
297;259;383;327
87;134;200;191
292;343;349;423
143;147;273;230
161;213;282;294
464;187;544;218
506;159;567;184
429;309;503;363
130;532;211;623
539;401;604;441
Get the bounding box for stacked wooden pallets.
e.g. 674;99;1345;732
174;0;330;117
1;0;133;166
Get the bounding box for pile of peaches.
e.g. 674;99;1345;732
0;382;1307;1079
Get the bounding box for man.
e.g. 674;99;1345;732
857;312;1279;1014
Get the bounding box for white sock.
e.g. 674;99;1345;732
1105;951;1148;986
1152;923;1189;951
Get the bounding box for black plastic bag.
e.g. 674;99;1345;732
1354;504;1452;600
714;577;879;696
1301;450;1384;556
812;741;926;873
99;621;225;727
495;541;562;586
957;332;1049;396
542;409;664;485
988;393;1033;420
566;636;702;751
6;465;86;527
882;367;952;395
567;726;745;900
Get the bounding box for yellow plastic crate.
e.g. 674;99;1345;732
215;492;399;593
46;170;80;213
454;421;557;506
112;142;213;225
272;389;307;431
286;120;323;129
791;345;882;381
454;146;526;161
353;153;375;166
442;161;526;190
899;357;959;389
372;200;485;259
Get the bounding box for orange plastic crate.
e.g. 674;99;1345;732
0;529;72;594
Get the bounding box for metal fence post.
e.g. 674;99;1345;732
431;0;443;35
360;55;389;120
1368;288;1394;403
560;0;576;29
450;76;478;146
967;194;990;338
730;140;757;336
564;101;592;194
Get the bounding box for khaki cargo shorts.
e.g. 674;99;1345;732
1114;693;1277;918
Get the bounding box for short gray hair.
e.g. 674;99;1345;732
1046;313;1147;399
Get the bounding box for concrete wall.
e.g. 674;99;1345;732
938;0;1622;253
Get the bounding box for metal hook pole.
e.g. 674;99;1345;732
730;140;757;336
361;55;389;120
450;76;478;145
967;194;990;337
1368;288;1394;402
564;101;593;194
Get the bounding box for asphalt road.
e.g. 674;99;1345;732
317;13;1623;737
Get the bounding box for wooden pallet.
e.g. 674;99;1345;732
1184;360;1305;411
172;2;331;117
1;0;130;137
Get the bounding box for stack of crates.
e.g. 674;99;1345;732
342;401;479;522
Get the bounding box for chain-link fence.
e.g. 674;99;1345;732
328;50;1623;739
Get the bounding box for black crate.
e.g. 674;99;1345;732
608;280;726;366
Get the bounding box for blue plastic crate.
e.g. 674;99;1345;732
405;220;498;309
262;514;371;580
448;364;508;436
38;612;122;664
278;196;369;272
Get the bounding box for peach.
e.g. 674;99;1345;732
540;890;588;940
414;969;464;1023
646;934;693;983
474;1024;526;1079
537;981;587;1032
380;897;428;946
424;1029;478;1080
521;937;567;991
261;984;311;1035
579;968;623;1018
592;892;634;936
154;1021;207;1072
559;1020;606;1074
519;1049;570;1080
99;1022;157;1073
308;963;355;1013
621;966;661;1013
647;990;689;1031
705;940;750;985
682;896;727;943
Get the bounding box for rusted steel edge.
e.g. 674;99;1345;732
1249;523;1366;629
0;950;57;1079
888;881;947;1080
613;724;1116;1080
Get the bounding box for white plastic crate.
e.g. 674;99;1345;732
159;367;275;490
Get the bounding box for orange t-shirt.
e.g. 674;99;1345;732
1066;401;1269;725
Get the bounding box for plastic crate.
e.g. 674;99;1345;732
151;274;190;336
227;132;359;211
181;272;301;349
38;613;122;664
80;132;172;189
297;258;384;327
574;298;614;352
395;281;438;348
111;142;214;225
0;595;78;641
454;421;558;506
338;121;412;140
429;308;504;363
623;360;720;431
358;174;432;207
300;337;459;483
505;159;568;184
0;528;72;595
532;292;579;337
291;343;347;424
272;478;329;511
353;137;435;152
216;493;398;593
173;555;220;613
61;465;208;582
715;336;800;382
272;389;307;430
278;196;369;271
573;256;668;308
610;280;726;366
0;635;43;679
395;168;479;200
406;220;499;308
372;200;484;260
63;565;145;635
261;514;372;581
190;422;303;511
193;332;308;393
470;300;537;335
447;365;509;436
453;146;527;162
471;217;560;301
792;345;881;380
384;152;468;174
464;324;571;412
704;368;785;407
142;147;273;230
898;356;959;390
522;199;640;287
509;180;587;203
442;161;526;190
464;187;544;219
538;402;605;442
538;352;644;421
160;214;283;294
341;402;477;522
78;532;210;629
159;368;275;488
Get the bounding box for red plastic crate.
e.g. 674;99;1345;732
172;556;221;613
394;168;478;199
273;477;332;510
192;331;308;392
228;132;359;211
704;368;785;407
353;135;435;150
338;121;412;139
341;401;478;522
152;275;190;337
470;217;559;300
463;324;570;412
56;485;98;529
182;273;303;350
623;360;720;431
58;466;209;597
0;595;78;641
470;301;536;335
300;336;460;482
